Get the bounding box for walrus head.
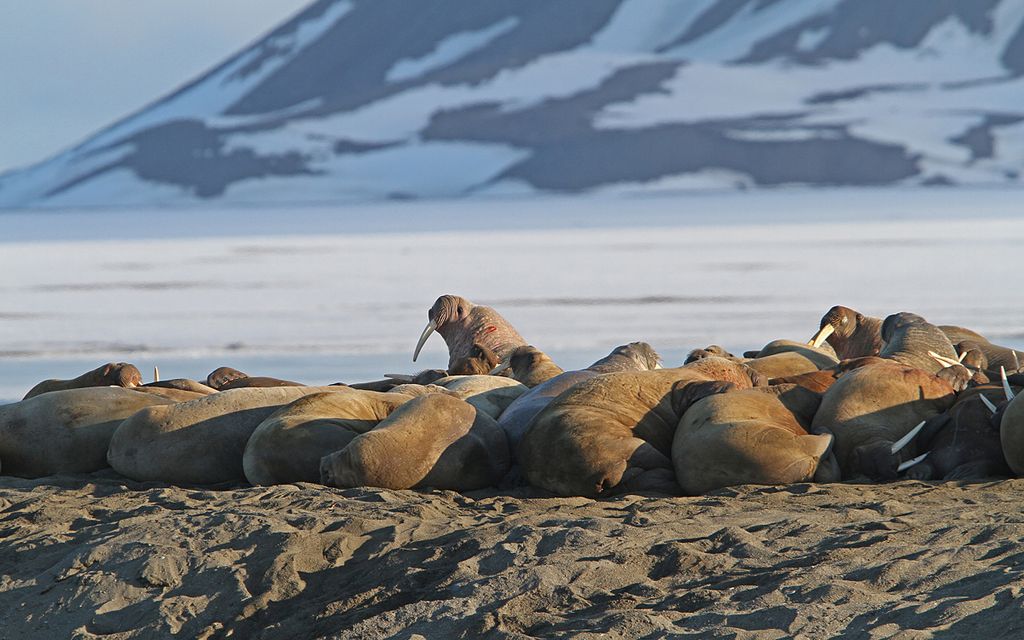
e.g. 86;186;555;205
684;345;735;364
809;306;863;348
449;342;500;376
102;362;143;388
413;295;474;362
491;345;548;376
880;311;929;343
610;342;662;371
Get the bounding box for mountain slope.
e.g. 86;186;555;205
3;0;1023;208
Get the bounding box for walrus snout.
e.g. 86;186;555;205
104;363;143;388
319;456;334;486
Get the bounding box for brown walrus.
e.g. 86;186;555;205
0;387;174;477
107;386;350;485
490;345;564;388
320;394;510;491
673;384;836;495
519;357;762;497
23;362;143;400
811;362;957;480
808;306;884;360
448;342;501;376
206;366;304;390
243;389;414;485
412;294;527;368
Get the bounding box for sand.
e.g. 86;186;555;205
2;473;1023;639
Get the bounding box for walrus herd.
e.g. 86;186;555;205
2;295;1023;498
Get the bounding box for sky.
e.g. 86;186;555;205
0;0;310;174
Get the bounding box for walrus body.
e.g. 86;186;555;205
673;384;835;495
429;375;527;419
751;339;838;361
494;345;564;388
143;379;217;395
519;358;759;497
498;342;661;453
879;312;959;375
0;388;174;477
745;349;838;380
23;362;143;400
243;390;413;485
999;388;1024;475
107;386;348;485
811;363;956;480
320;394;510;491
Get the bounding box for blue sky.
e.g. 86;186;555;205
0;0;309;173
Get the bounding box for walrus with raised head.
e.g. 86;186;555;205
879;312;972;390
320;394;510;491
673;384;837;495
811;362;957;481
107;386;350;485
519;357;762;497
808;306;884;360
243;389;414;485
23;362;143;400
0;387;175;477
412;294;527;368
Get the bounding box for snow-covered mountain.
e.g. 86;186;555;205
3;0;1023;208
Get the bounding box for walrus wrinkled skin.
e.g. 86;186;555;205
811;362;957;481
498;342;661;454
750;339;838;361
492;345;564;388
903;386;1010;481
449;342;500;376
745;348;838;381
519;357;761;497
320;394;510;491
0;388;174;477
243;390;413;485
413;294;527;368
107;386;349;485
429;375;527;420
674;384;836;495
686;345;741;363
23;362;143;400
879;312;960;376
809;306;884;360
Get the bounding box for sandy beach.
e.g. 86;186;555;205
3;472;1024;639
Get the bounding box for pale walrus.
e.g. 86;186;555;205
744;347;838;381
23;362;143;400
490;345;564;388
0;387;175;477
498;342;662;454
107;386;350;485
320;394;510;491
519;357;761;497
243;390;414;485
811;362;957;481
673;384;837;495
412;294;527;368
426;375;527;420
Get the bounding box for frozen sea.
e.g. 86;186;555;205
1;187;1022;403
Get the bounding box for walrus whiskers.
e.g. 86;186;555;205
891;420;926;455
897;451;929;473
999;364;1015;399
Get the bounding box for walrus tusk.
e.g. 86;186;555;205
808;324;834;348
1001;366;1015;401
412;320;437;362
384;374;414;382
928;351;961;368
897;451;929;473
1014;350;1021;372
891;420;927;455
153;366;160;383
489;360;511;375
958;351;968;362
979;394;998;414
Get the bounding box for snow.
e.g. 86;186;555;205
386;17;519;83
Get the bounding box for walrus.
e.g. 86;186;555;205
879;313;967;389
673;384;837;495
347;369;448;392
686;345;741;363
205;367;304;390
320;394;510;491
412;294;527;368
23;362;143;399
902;385;1010;481
744;348;838;380
0;387;175;477
808;306;884;360
490;345;564;388
811;362;957;480
243;390;413;485
997;376;1024;475
143;378;217;395
519;357;761;497
747;339;838;361
497;342;662;454
428;375;527;419
107;386;350;485
448;342;500;376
